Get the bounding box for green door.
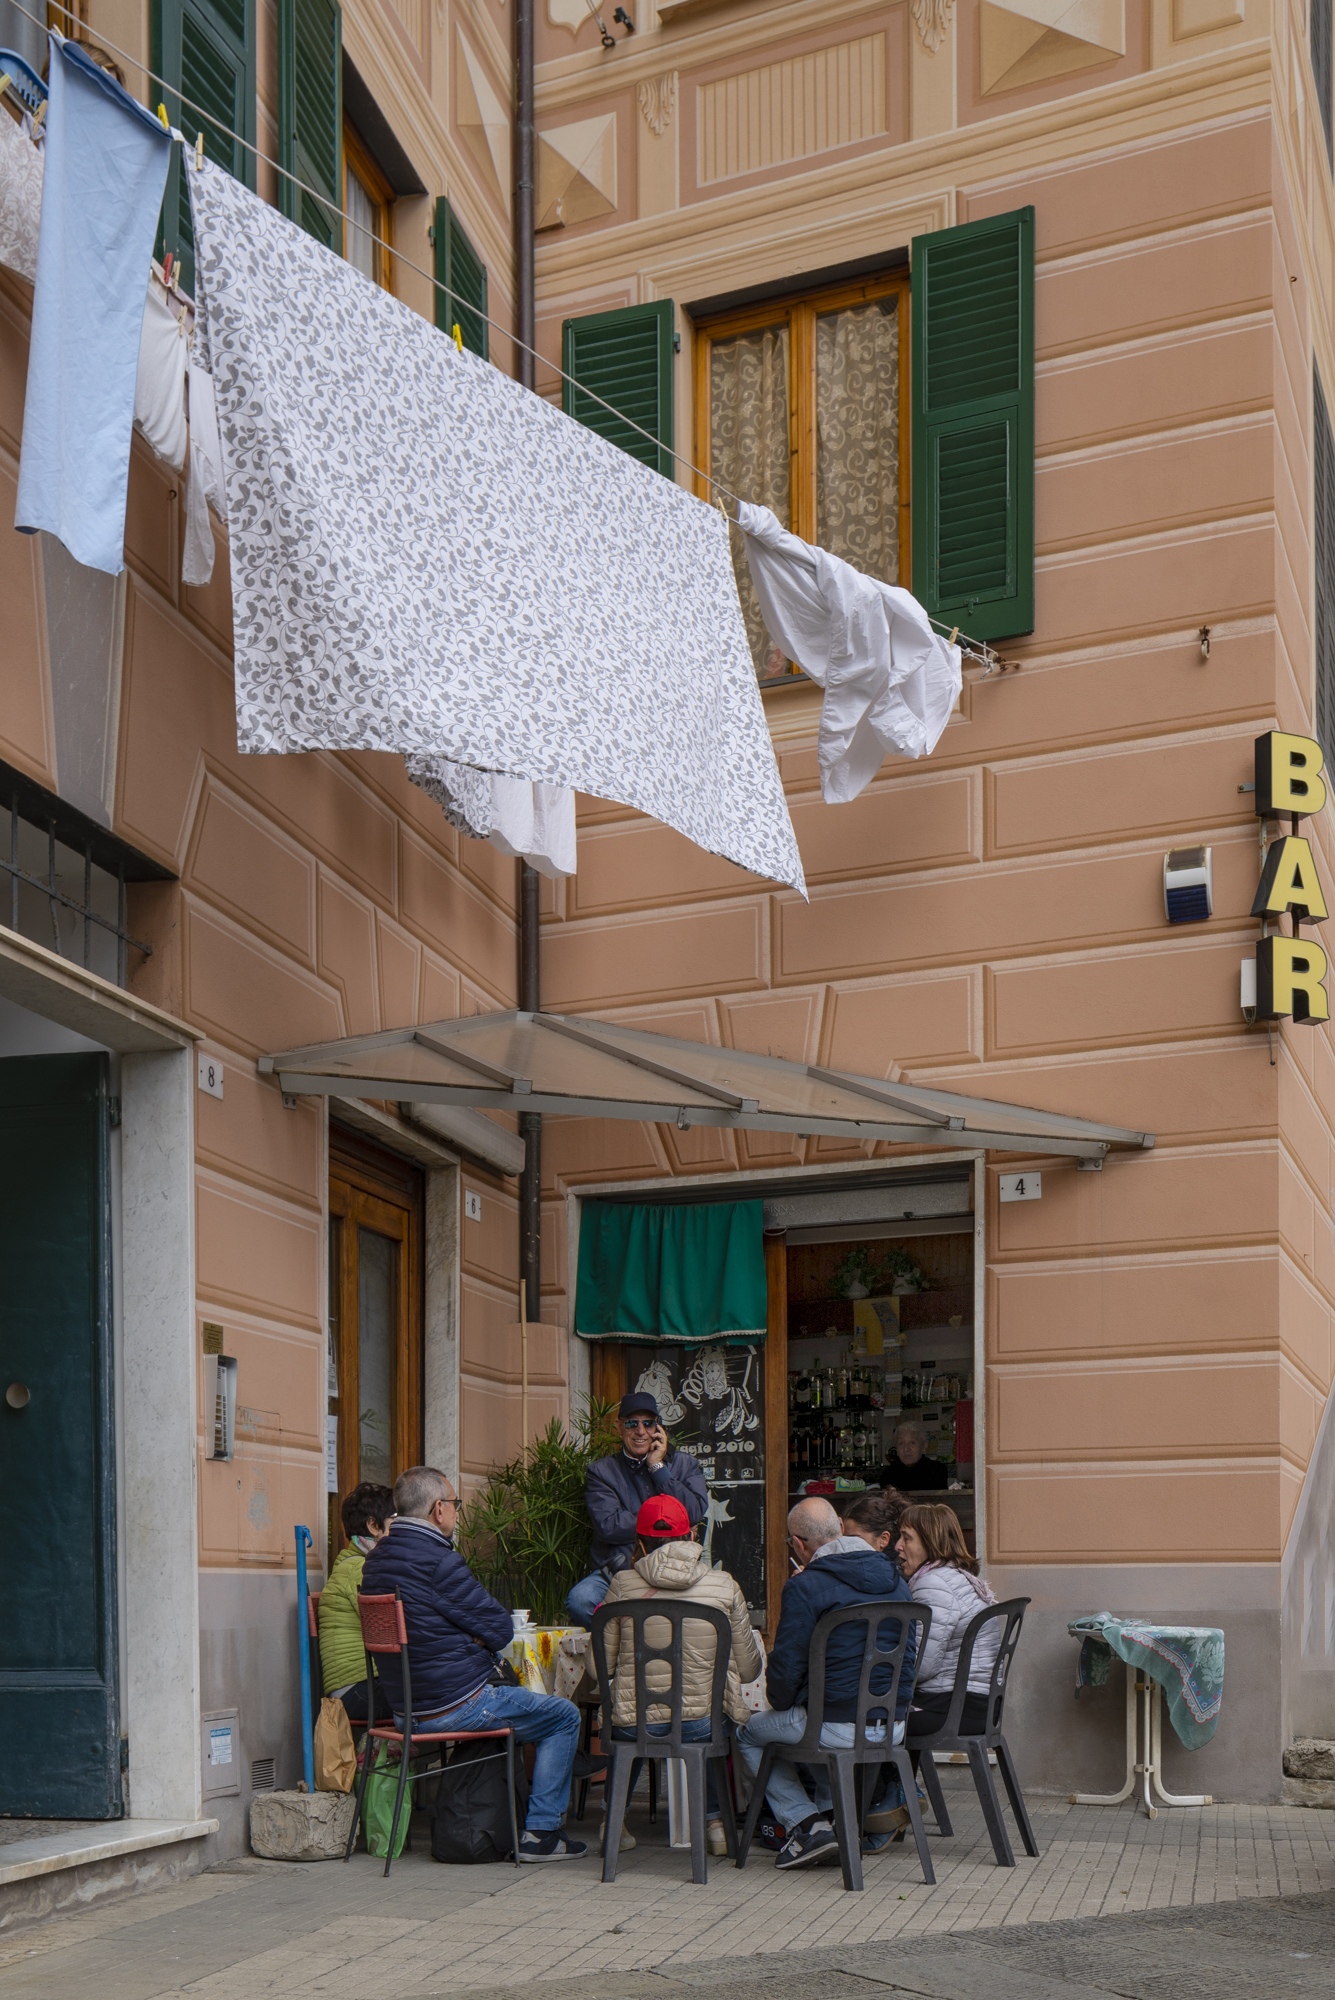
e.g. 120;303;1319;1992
0;1055;120;1818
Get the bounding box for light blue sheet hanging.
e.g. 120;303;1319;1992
15;35;170;574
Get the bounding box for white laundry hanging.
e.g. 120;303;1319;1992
133;275;189;470
738;503;962;806
182;357;226;587
405;755;577;880
186;157;805;897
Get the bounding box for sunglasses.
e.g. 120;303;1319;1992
623;1417;657;1431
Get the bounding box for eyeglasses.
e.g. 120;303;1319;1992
623;1418;656;1431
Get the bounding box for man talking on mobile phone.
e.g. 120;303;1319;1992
565;1391;709;1627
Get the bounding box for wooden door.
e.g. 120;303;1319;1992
327;1130;422;1555
0;1054;119;1817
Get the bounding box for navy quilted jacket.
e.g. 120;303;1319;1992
766;1546;917;1724
360;1517;512;1720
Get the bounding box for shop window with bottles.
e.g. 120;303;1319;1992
784;1219;975;1548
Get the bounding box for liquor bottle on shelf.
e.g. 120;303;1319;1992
795;1368;811;1408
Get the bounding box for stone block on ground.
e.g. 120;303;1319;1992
249;1789;357;1860
1283;1739;1335;1781
1282;1775;1335;1809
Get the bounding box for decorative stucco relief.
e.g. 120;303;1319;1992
638;72;677;137
979;0;1124;95
912;0;954;55
697;33;886;186
456;28;512;217
536;113;618;228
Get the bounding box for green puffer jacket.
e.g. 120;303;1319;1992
319;1546;371;1693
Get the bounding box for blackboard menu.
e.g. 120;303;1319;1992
628;1342;766;1617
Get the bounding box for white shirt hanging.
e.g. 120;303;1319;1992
405;755;577;879
182;358;226;586
738;503;962;806
133;275;189;471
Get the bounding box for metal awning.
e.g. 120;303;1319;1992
259;1011;1154;1165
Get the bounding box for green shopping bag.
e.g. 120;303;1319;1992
362;1745;411;1860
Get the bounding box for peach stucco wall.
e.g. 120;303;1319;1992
530;0;1335;1587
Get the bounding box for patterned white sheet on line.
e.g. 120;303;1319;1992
186;159;806;895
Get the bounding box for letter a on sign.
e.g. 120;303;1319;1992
1251;836;1330;923
1257;936;1331;1024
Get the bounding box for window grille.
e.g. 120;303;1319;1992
0;762;172;989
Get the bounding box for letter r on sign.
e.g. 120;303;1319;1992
1256;936;1331;1023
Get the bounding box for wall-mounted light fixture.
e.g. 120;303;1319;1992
1164;845;1212;923
1241;957;1257;1024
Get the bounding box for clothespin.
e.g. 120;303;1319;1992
31;99;45;135
157;103;171;130
195;130;205;170
451;322;463;352
948;626;959;646
0;73;12;109
162;251;175;292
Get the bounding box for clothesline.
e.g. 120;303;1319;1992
4;0;1006;671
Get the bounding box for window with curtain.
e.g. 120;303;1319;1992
344;127;392;290
696;274;909;684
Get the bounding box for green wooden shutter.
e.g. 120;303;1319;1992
153;0;256;296
911;208;1035;641
433;199;488;360
279;0;342;249
562;300;675;478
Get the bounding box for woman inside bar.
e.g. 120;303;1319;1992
878;1417;948;1492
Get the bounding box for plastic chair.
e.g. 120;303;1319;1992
734;1600;934;1892
590;1598;739;1885
909;1597;1038;1868
342;1591;520;1876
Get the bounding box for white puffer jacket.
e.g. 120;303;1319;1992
909;1563;1000;1695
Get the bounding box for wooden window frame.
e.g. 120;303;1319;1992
693;269;911;683
343;123;394;292
328;1129;422;1551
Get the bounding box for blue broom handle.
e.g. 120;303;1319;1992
295;1525;315;1793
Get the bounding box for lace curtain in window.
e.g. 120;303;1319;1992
709;324;790;680
816;298;899;587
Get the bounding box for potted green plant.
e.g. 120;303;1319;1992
456;1396;619;1625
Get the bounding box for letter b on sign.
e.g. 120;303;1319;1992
1255;731;1327;819
1256;936;1331;1024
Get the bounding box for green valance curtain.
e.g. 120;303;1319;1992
574;1200;767;1345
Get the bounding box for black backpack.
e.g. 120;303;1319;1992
430;1735;529;1864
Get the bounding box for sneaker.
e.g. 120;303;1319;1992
518;1829;588;1862
863;1802;912;1835
774;1819;840;1870
598;1820;636;1853
706;1820;728;1857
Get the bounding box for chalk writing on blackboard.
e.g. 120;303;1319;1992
629;1343;766;1616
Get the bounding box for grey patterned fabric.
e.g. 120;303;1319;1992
187;160;805;895
0;108;42;283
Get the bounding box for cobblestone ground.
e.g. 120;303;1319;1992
3;1780;1335;1999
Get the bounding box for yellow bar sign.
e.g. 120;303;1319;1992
1253;732;1330;1025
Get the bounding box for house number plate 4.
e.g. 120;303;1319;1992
999;1172;1041;1203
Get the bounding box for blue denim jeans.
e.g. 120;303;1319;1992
611;1717;727;1817
566;1570;611;1628
409;1682;580;1833
736;1705;903;1832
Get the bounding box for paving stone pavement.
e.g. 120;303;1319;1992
3;1779;1335;1999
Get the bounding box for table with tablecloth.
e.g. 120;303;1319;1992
1068;1614;1224;1817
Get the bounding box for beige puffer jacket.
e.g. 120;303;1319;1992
599;1541;762;1727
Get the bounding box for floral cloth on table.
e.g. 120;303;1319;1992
1069;1614;1225;1750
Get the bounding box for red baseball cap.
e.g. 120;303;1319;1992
635;1495;692;1540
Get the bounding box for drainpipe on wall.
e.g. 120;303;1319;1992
515;0;542;1326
